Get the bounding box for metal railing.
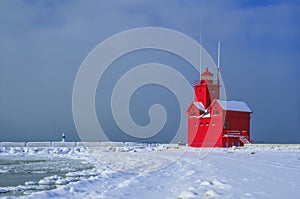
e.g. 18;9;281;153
222;130;253;144
194;80;219;85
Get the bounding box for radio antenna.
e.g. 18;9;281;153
217;41;220;85
199;27;202;80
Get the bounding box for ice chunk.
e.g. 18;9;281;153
178;190;198;198
38;178;56;185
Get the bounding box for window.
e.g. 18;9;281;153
190;108;196;116
194;122;197;127
206;122;209;126
223;121;230;129
200;122;203;126
212;122;215;126
213;107;220;115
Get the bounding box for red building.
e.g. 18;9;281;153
187;67;252;147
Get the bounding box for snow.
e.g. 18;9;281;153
178;190;198;198
217;100;252;112
52;142;76;147
201;112;211;118
0;142;26;147
193;102;205;112
200;180;212;186
26;142;52;147
1;144;300;198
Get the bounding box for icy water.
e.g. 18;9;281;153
0;156;94;197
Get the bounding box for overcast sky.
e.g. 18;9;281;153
0;0;299;143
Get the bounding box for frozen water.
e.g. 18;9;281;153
0;147;94;197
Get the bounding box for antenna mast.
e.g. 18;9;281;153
199;19;203;81
217;41;220;86
200;31;202;80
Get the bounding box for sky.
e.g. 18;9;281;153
0;0;299;143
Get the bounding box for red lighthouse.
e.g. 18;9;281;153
186;46;252;147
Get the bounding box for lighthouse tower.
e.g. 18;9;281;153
194;67;220;108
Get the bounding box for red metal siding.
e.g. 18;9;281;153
187;101;251;148
194;82;220;109
222;111;251;147
187;105;224;148
225;111;250;132
194;84;208;107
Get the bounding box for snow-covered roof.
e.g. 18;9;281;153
201;112;211;118
193;102;205;112
216;100;252;113
195;112;211;118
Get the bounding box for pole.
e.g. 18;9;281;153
200;32;202;81
217;41;220;86
199;20;202;81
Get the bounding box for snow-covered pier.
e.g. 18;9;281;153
0;142;182;148
244;143;300;147
0;142;114;148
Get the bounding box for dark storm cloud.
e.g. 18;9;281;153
0;0;299;143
